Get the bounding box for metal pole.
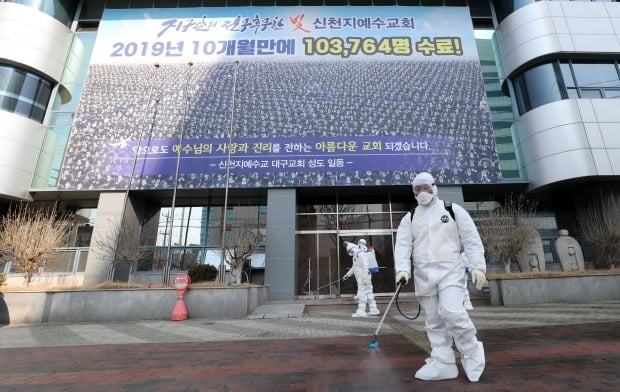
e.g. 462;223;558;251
218;60;239;283
110;63;160;282
180;206;192;267
165;61;194;285
307;257;311;295
316;256;320;297
328;256;332;295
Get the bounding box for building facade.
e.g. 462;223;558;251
0;0;618;299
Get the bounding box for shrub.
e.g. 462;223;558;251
0;272;5;288
477;194;539;273
576;192;620;269
187;264;218;283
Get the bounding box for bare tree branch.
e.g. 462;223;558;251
94;218;146;280
222;227;257;285
576;192;620;269
477;194;539;273
0;203;73;285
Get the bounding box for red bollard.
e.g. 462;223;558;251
171;274;191;321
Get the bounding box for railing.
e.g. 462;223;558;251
1;246;265;275
2;247;89;274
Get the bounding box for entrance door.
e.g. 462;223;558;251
339;231;396;295
297;232;340;297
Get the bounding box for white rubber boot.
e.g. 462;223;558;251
367;301;380;316
415;347;458;381
352;303;367;318
462;341;485;382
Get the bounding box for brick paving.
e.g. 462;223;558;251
1;301;619;391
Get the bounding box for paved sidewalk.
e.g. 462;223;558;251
1;300;619;391
1;300;618;348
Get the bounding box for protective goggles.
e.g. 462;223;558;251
413;184;433;194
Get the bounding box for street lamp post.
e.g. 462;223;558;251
164;61;194;285
218;60;239;284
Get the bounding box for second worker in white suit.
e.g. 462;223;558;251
343;241;380;317
394;172;487;382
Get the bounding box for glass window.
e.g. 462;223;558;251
572;62;620;89
468;0;492;18
78;0;105;20
391;202;413;213
513;62;564;114
0;95;17;112
155;0;180;6
154;205;265;247
43;250;76;272
249;250;265;268
32;125;71;187
178;0;203;6
523;63;563;109
560;63;575;88
0;65;53;123
337;203;391;213
20;74;40;98
298;214;338;230
567;87;579;99
512;73;529;115
339;213;392;230
34;31;96;188
580;89;604;98
445;0;467;6
76;250;89;271
604;89;620;98
107;0;130;8
131;0;154;7
7;71;23;95
520;60;620;110
421;0;443;5
492;0;537;24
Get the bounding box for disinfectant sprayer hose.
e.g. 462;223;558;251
395;284;421;320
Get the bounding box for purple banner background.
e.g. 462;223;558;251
115;135;446;176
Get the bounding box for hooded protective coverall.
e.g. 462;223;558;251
394;172;487;382
343;241;380;317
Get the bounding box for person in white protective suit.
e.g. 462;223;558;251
343;241;380;317
394;172;487;382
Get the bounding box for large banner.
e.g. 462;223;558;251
58;6;502;191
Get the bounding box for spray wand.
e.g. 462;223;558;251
369;280;403;349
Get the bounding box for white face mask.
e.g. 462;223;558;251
415;191;434;206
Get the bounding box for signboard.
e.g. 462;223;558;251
173;274;191;297
58;6;502;190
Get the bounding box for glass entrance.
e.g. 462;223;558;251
296;230;407;297
297;232;340;298
296;230;419;297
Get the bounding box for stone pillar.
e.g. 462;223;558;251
265;188;296;300
83;192;142;285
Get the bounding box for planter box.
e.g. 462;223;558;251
0;285;268;326
486;272;620;306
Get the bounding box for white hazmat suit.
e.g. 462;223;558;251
394;172;487;382
343;241;380;317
